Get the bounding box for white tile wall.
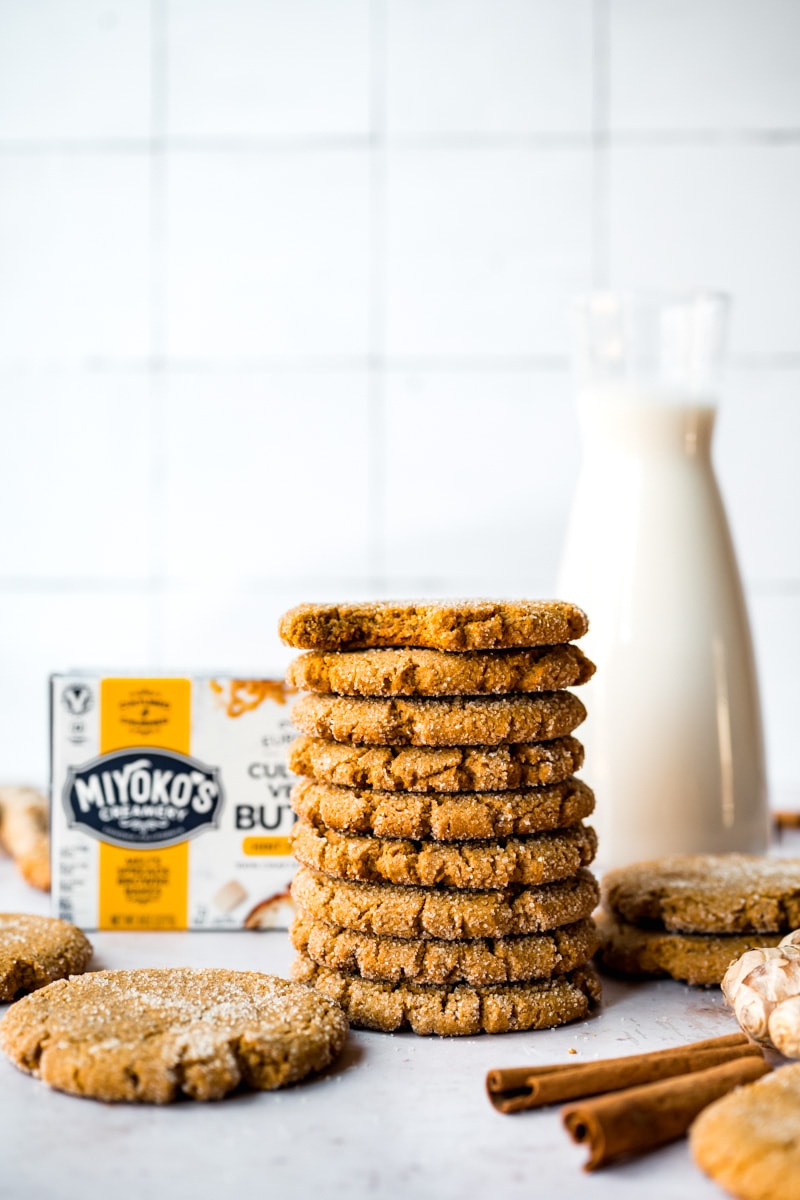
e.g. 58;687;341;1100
384;369;579;587
160;371;372;581
0;0;798;800
165;151;371;358
717;368;800;583
0;0;151;141
385;0;594;136
750;592;800;797
166;0;371;139
0;154;151;363
609;0;800;132
385;148;592;356
608;144;800;356
0;371;155;580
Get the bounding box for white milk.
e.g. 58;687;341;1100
557;385;768;871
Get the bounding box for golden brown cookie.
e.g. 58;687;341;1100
0;787;50;892
291;776;595;841
286;644;595;697
291;909;598;986
0;914;92;1001
595;911;784;986
288;735;585;792
280;599;588;652
0;967;348;1103
291;691;586;747
291;866;600;940
690;1062;800;1200
602;855;800;934
292;953;600;1035
291;817;597;890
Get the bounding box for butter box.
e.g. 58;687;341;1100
50;675;298;931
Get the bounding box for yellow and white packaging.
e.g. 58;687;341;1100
50;675;298;931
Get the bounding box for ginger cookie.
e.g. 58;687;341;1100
602;854;800;934
288;735;584;792
279;599;588;652
292;954;601;1035
291;691;585;747
0;968;348;1103
291;909;598;986
291;867;600;940
291;776;595;841
286;644;595;697
690;1062;800;1200
0;914;92;1001
595;912;784;987
291;817;597;890
0;787;50;892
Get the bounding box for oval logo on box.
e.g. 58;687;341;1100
63;748;224;849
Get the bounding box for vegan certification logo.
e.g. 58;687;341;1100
63;748;224;849
61;682;94;744
61;683;93;716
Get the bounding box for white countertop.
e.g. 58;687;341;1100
2;849;794;1200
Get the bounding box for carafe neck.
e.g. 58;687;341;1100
578;389;717;459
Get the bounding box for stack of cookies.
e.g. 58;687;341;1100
597;854;800;986
279;599;602;1036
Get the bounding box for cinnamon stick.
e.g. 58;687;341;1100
562;1056;771;1170
486;1032;757;1113
774;809;800;831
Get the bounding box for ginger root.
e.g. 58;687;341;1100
722;931;800;1058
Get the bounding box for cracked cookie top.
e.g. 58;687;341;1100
279;600;588;652
0;967;348;1103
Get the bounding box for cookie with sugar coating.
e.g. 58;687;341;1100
291;691;586;747
690;1062;800;1200
287;735;584;793
291;817;597;890
595;911;784;987
286;644;594;697
0;913;92;1001
287;729;582;796
0;967;348;1103
292;954;601;1035
602;854;800;934
279;599;588;652
291;867;600;941
290;776;595;841
291;908;598;986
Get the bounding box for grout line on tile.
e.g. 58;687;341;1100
746;580;800;598
149;0;169;363
147;0;169;664
729;354;800;370
608;129;800;148
369;0;388;142
6;353;800;374
0;577;420;594
147;372;169;660
0;576;796;597
366;0;388;588
590;0;610;288
0;354;569;373
2;130;798;157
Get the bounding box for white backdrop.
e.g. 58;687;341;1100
0;0;798;801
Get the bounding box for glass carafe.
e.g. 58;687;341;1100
557;291;768;871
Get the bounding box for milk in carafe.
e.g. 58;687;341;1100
558;296;768;870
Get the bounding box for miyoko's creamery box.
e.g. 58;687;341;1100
50;675;298;931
